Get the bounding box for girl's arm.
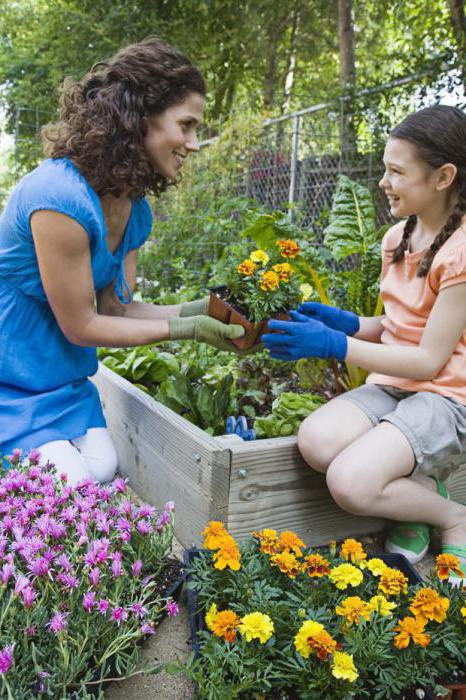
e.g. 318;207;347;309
354;315;385;343
346;283;466;380
31;211;171;347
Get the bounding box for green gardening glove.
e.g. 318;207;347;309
179;297;210;317
168;315;245;352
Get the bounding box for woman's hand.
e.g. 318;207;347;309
179;297;210;317
298;301;359;335
168;315;247;352
262;310;348;361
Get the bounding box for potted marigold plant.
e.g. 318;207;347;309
182;522;466;700
208;239;312;350
0;450;182;698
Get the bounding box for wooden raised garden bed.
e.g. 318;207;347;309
92;364;466;549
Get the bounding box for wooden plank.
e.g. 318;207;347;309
227;437;387;546
92;365;231;548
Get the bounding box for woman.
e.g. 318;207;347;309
0;37;244;484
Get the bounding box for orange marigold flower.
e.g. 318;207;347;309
308;629;338;660
238;259;258;276
409;587;450;624
270;551;302;579
253;528;278;554
278;531;305;557
272;262;293;282
394;616;431;649
202;521;229;550
340;539;367;564
335;596;371;626
378;567;408;597
436;553;465;580
212;535;241;571
277;239;301;259
260;270;280;291
210;609;240;642
303;553;331;578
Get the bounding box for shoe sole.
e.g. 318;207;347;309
384;539;429;565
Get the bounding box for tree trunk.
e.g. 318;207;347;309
263;13;290;109
338;0;357;162
281;9;300;114
449;0;466;89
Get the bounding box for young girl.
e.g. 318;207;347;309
0;37;245;484
263;105;466;583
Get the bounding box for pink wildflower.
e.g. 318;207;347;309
110;606;128;625
140;622;156;635
166;600;179;617
83;591;96;612
113;478;127;494
111;551;123;578
0;644;14;673
48;612;68;634
88;567;101;587
131;560;143;577
21;586;36;608
165;501;175;512
27;449;41;465
0;563;14;585
130;602;148;618
98;599;109;614
156;511;171;530
136;520;152;536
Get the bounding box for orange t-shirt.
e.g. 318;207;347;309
366;221;466;405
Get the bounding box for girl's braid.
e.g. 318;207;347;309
417;178;466;277
391;215;417;264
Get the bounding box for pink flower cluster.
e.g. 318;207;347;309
0;451;177;679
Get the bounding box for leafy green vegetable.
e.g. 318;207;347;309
254;391;325;438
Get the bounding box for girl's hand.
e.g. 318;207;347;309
179;297;210;317
262;311;347;361
298;301;360;335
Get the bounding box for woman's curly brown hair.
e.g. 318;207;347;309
42;37;206;199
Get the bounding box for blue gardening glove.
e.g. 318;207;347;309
262;310;347;361
297;301;359;336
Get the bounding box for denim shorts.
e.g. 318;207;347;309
341;384;466;480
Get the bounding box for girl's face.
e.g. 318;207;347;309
143;92;205;179
379;138;438;218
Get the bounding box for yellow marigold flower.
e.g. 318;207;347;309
294;620;337;660
299;283;313;302
436;553;465;580
212;535;241;571
202;521;229;550
272;262;293;282
250;249;269;266
277;239;301;259
237;259;258;276
335;596;371;625
461;606;466;621
364;558;387;576
409;587;450;624
260;270;280;291
329;563;363;590
210;609;240;643
394;616;430;649
378;567;408;597
340;538;367;564
303;553;331;578
270;551;302;579
331;651;359;683
205;602;218;631
253;528;278;554
368;595;397;617
238;612;274;643
278;530;305;557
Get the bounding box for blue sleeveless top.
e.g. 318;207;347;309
0;158;153;459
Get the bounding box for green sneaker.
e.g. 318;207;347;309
439;544;466;587
385;477;448;564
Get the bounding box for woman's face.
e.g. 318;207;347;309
143;92;205;179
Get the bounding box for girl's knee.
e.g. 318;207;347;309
72;429;119;483
326;459;376;515
297;415;339;473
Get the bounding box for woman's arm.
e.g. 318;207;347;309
346;283;466;380
96;249;184;320
31;211;171;347
354;315;385;343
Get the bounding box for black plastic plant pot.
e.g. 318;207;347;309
71;558;186;699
